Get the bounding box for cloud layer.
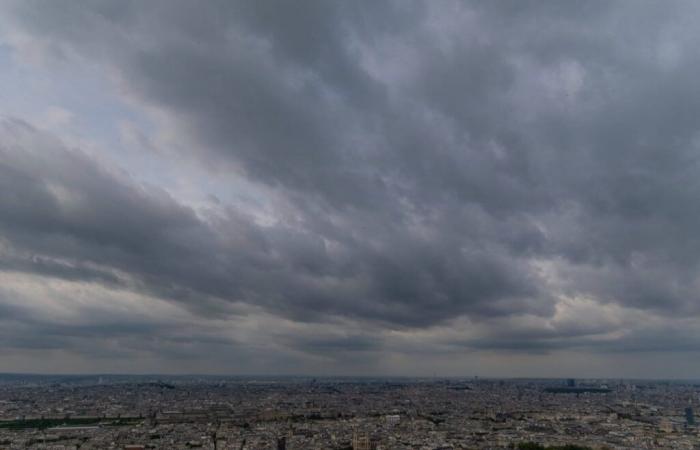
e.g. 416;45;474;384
2;1;700;376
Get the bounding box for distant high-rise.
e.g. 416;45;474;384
566;378;576;387
686;407;695;426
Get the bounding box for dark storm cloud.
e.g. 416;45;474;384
459;321;700;354
0;118;543;329
3;0;700;359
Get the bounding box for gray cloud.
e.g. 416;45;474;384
0;117;547;328
2;1;700;373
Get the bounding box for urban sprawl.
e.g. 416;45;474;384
0;375;698;449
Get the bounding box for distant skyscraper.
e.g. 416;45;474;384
686;406;695;426
566;378;576;387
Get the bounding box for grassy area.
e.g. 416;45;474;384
517;443;595;450
0;417;142;430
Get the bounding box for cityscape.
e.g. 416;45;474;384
1;375;699;449
4;2;700;450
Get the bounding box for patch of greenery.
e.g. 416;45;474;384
0;417;142;430
517;443;593;450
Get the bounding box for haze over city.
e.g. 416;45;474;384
2;0;700;379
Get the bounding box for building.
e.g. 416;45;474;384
686;406;695;426
352;431;377;450
385;414;400;426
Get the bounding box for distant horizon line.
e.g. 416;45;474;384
1;372;699;382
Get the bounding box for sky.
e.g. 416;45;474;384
2;1;700;377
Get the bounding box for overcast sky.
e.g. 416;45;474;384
2;1;700;377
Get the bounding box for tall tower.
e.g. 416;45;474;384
686;406;695;426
